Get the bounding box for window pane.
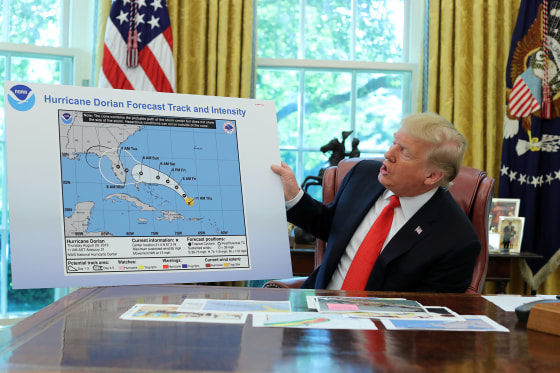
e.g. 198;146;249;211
9;0;62;46
11;57;62;84
305;0;351;60
354;71;408;151
0;57;5;140
278;150;324;201
355;0;404;62
256;1;413;202
279;150;297;173
256;69;299;147
257;0;300;59
303;71;352;148
0;143;4;223
0;1;4;41
7;254;54;313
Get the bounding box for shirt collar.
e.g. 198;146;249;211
382;188;438;220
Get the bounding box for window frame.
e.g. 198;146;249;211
0;0;95;319
256;0;424;184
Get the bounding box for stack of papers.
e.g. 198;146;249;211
119;296;509;332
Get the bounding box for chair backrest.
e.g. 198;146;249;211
315;158;495;294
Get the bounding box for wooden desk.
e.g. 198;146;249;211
0;285;558;372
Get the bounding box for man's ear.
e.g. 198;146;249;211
424;170;444;186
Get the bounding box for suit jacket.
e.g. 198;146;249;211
288;160;480;293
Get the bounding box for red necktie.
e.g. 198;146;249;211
341;195;400;290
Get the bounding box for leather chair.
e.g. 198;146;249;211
264;158;495;294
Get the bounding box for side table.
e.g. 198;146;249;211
487;251;543;294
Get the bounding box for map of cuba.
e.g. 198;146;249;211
59;110;246;238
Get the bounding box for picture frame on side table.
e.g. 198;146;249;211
489;198;520;231
498;216;525;254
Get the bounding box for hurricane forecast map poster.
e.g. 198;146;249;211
5;82;292;288
60;111;248;274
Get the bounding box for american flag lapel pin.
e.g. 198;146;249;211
414;226;423;235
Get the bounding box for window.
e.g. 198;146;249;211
0;0;93;319
256;0;422;199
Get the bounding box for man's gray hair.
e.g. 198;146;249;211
400;112;467;188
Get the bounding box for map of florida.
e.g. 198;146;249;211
60;120;141;184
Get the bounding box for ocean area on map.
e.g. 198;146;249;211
61;117;246;238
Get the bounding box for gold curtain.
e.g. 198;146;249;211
426;0;520;174
426;0;559;294
94;0;255;98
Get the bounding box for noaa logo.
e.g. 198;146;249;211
7;84;35;111
223;121;235;134
60;112;74;125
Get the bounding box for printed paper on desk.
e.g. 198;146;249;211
381;315;509;332
482;295;548;312
346;306;465;321
179;299;291;313
120;304;247;324
307;296;407;311
5;82;292;288
315;296;426;314
252;312;378;330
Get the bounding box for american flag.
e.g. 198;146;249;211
509;69;541;118
99;0;175;92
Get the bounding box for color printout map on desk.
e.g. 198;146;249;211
118;297;508;332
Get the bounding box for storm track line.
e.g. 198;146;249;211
98;148;194;206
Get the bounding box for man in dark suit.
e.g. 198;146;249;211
271;112;480;293
502;221;513;249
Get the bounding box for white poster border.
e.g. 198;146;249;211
4;82;292;288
